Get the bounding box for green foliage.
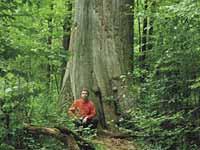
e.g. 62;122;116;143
123;0;200;149
94;144;107;150
119;109;200;150
1;0;200;149
0;0;72;149
0;143;15;150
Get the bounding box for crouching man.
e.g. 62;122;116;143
68;88;98;129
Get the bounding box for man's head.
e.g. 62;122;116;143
80;88;89;100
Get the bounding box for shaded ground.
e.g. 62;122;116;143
93;135;138;150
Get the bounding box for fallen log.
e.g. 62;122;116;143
24;124;95;150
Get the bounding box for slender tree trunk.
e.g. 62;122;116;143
5;113;11;144
129;0;134;72
62;0;134;128
60;0;72;89
132;0;135;71
137;0;142;52
148;18;153;50
47;4;53;93
138;0;148;82
148;1;155;51
140;0;148;66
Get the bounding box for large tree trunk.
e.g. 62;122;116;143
62;0;134;128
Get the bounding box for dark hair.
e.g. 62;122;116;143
81;88;89;96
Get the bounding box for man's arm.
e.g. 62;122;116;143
68;101;77;117
86;102;96;120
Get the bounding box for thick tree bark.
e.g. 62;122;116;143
62;0;134;128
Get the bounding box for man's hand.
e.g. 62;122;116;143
82;116;88;123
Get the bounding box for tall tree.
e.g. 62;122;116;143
137;0;142;53
60;0;72;89
148;1;155;51
140;0;148;69
47;3;54;93
62;0;134;128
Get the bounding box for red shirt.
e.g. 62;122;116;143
68;98;96;120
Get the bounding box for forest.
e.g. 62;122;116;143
0;0;200;150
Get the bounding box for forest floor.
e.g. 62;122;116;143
93;135;138;150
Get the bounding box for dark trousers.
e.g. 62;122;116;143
74;117;98;129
